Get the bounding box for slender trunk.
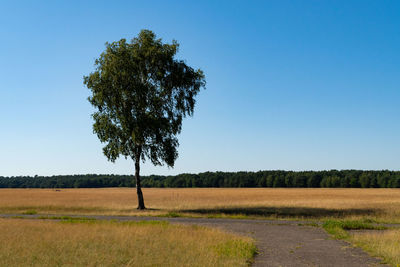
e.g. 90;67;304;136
135;146;146;210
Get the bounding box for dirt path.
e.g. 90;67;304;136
0;214;385;266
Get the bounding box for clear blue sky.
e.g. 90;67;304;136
1;0;399;176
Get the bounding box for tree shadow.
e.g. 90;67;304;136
180;206;381;219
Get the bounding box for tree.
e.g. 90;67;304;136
83;30;205;209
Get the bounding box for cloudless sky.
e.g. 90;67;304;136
1;0;399;176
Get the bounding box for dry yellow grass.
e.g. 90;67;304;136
350;229;400;266
0;218;255;267
1;188;400;222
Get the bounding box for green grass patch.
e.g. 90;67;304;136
157;211;183;218
213;239;257;265
323;219;387;240
38;215;96;221
22;210;37;215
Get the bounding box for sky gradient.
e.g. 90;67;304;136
1;0;399;176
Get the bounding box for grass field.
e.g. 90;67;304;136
1;188;400;266
322;219;400;266
0;218;255;266
0;188;400;222
350;229;400;266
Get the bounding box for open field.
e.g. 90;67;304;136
1;188;400;222
0;215;390;267
0;218;255;266
1;188;400;266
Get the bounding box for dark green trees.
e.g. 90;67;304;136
2;170;400;188
84;30;205;209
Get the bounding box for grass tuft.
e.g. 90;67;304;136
297;222;319;227
214;239;257;260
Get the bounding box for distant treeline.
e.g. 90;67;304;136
1;170;400;188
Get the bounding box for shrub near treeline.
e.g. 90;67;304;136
1;170;400;188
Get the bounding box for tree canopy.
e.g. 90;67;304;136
84;30;205;208
2;170;400;188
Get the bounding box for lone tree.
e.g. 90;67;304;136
84;30;205;209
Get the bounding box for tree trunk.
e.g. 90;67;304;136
135;147;146;210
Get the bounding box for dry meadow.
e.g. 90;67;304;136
350;229;400;266
0;218;255;267
1;188;400;266
0;188;400;222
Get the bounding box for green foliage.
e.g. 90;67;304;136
2;170;400;188
83;29;205;208
83;29;205;166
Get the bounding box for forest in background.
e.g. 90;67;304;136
1;170;400;188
